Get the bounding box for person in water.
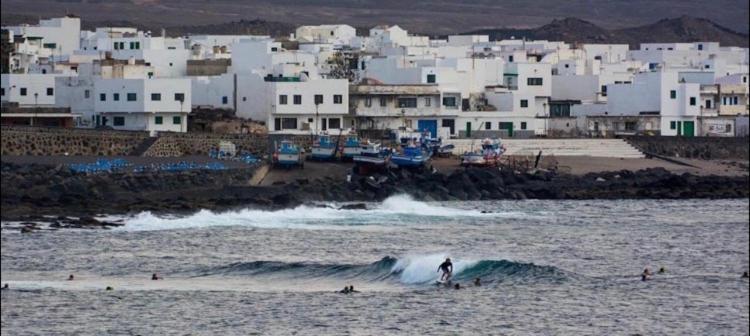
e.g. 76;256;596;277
151;273;162;280
67;274;74;281
454;283;461;290
2;283;8;290
658;267;666;274
438;258;453;282
474;278;481;286
348;286;359;293
641;268;653;281
742;271;749;279
339;286;350;294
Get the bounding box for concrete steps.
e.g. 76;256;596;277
446;138;645;158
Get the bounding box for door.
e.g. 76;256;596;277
466;122;472;138
683;121;695;137
417;119;438;138
677;121;682;136
499;122;514;137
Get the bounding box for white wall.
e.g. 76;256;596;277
1;74;60;106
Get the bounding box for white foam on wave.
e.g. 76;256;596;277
391;253;478;284
116;194;499;232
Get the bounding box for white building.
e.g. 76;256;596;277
1;73;60;106
3;16;81;56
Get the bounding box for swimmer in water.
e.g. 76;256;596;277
437;258;453;282
151;273;162;280
454;283;461;290
658;267;666;274
67;274;74;281
474;278;481;286
339;286;350;294
742;271;749;279
641;268;653;281
348;286;359;293
2;283;8;290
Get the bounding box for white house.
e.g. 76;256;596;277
93;77;191;132
3;16;81;56
1;73;61;106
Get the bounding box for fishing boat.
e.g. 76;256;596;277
461;138;504;167
341;133;362;160
353;141;390;167
310;134;338;160
273;140;303;168
391;141;431;168
436;143;455;157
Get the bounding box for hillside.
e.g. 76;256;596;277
464;17;749;48
1;0;747;35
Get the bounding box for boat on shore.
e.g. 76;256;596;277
341;133;362;160
391;141;431;168
353;141;391;173
461;138;504;167
309;134;338;161
273;140;303;168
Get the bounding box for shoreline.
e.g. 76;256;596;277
2;157;748;229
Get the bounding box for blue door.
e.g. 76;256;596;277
417;119;438;138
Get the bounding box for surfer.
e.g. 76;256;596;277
454;283;461;290
151;273;162;280
339;286;350;294
2;283;8;290
474;278;481;286
658;267;666;274
437;258;453;282
742;271;749;279
348;285;359;293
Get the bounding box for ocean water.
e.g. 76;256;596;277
1;196;748;335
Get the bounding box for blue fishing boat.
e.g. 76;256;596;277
341;133;362;160
310;134;338;160
273;140;303;168
391;142;431;168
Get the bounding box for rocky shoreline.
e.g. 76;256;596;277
2;160;748;229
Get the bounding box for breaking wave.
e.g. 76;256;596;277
116;194;506;231
188;254;569;285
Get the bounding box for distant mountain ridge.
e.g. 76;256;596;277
2;13;748;48
463;16;749;48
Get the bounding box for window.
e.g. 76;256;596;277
155;116;163;125
670;90;676;99
46;88;54;96
364;97;372;107
84;90;90;99
100;93;106;101
328;118;341;129
169;62;173;67
279;95;288;105
689;97;696;106
43;43;57;49
333;94;343;104
442;119;455;135
625;122;637;131
705;100;712;109
151;93;161;101
113;93;120;101
113;116;125;126
726;124;732;133
129;42;135;49
281;117;297;129
427;74;436;83
294;95;302;104
274;118;281;131
508;55;514;63
601;85;607;96
20;88;27;96
521;122;527;130
733;96;739;105
520;99;528;108
527;78;543;86
147;72;154;78
442;97;457;107
485;122;491;130
114;42;119;50
379;97;387;107
127;93;137;101
398;97;418;108
670;121;676;130
425;97;431;107
174;93;184;102
135;42;140;49
222;96;228;104
564;64;570;68
0;88;4;96
173;116;181;125
698;44;703;51
314;94;324;104
704;64;710;69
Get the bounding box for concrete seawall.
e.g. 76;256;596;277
625;136;749;160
